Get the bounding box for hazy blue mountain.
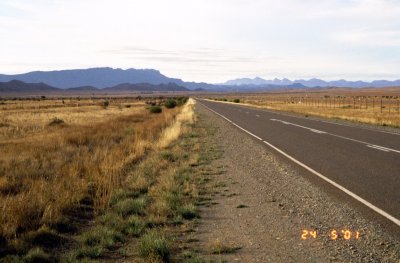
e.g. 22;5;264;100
102;82;188;92
223;77;400;88
66;86;99;91
0;80;188;94
0;80;59;92
0;68;185;89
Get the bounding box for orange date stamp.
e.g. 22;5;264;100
301;229;360;240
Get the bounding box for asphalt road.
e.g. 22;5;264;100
197;99;400;227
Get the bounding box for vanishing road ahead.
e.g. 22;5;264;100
198;99;400;227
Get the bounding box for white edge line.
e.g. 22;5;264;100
272;118;400;154
367;145;390;152
198;100;400;227
203;98;400;136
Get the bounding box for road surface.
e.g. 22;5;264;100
197;99;400;227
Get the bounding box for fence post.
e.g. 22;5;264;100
397;98;400;114
372;98;375;112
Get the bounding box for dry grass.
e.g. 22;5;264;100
59;98;200;261
0;98;180;239
0;99;145;141
209;239;241;255
157;98;196;149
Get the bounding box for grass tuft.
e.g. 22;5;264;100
124;215;146;237
80;225;125;251
24;247;51;263
210;239;241;255
138;230;170;262
179;204;198;220
112;196;148;217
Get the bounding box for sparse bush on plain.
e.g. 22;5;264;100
233;98;240;103
164;99;177;109
48;117;65;126
101;100;109;108
149;106;162;113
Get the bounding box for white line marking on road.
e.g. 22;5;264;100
270;118;400;154
204;98;400;136
256;115;260;118
198;100;400;227
261;140;400;227
201;103;263;141
271;118;326;134
367;145;390;152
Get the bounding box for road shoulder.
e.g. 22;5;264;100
191;103;400;262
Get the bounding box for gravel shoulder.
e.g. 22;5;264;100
193;103;400;263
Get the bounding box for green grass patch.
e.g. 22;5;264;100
138;230;170;262
24;247;51;263
179;204;198;220
79;225;125;254
149;106;162;113
112;196;148;217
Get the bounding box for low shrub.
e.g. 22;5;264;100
101;100;110;109
48;117;65;126
149;106;162;113
164;99;177;109
233;99;240;103
179;204;198;220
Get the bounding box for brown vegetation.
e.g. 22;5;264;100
0;97;179;239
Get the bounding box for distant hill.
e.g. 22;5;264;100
0;80;189;94
0;80;59;93
66;86;98;91
1;68;399;91
224;77;400;88
103;83;189;92
0;68;185;89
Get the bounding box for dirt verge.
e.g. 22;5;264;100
191;103;400;263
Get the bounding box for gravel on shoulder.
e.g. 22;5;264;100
193;103;400;263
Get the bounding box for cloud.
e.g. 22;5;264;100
331;30;400;46
0;0;400;82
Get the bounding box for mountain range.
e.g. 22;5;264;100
0;68;399;93
0;80;189;94
223;77;400;88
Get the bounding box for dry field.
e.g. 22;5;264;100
0;97;194;259
208;88;400;127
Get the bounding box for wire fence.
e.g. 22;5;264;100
258;96;400;114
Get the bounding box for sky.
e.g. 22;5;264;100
0;0;400;83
